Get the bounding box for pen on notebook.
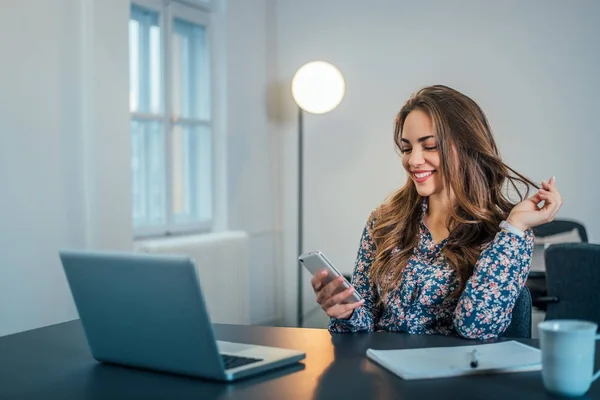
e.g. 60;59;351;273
470;349;478;368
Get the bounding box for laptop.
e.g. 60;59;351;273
59;250;306;382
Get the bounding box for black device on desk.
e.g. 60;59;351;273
59;250;305;381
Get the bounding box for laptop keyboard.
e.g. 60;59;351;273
220;354;263;370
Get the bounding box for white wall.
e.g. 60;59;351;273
83;0;133;250
0;0;81;337
225;0;283;325
274;0;600;325
0;0;131;337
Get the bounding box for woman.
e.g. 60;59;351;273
311;85;562;339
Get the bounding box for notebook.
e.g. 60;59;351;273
366;340;541;380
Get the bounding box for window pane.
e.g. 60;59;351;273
171;124;212;223
195;125;213;221
172;19;209;120
129;19;140;112
171;125;191;217
149;25;161;114
131;120;166;227
130;5;162;114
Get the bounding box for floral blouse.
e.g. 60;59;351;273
329;203;534;339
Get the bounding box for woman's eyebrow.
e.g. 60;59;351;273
401;135;435;144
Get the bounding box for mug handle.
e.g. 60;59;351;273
594;334;600;382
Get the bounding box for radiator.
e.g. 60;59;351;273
134;231;250;325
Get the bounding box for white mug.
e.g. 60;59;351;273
538;320;600;397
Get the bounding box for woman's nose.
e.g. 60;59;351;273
409;149;425;167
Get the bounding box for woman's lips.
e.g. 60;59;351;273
412;170;435;183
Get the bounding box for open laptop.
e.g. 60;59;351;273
59;250;305;382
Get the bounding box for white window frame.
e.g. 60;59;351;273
131;0;216;238
176;0;214;12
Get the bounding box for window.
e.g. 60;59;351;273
129;0;213;237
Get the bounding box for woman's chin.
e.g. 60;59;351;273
415;186;434;197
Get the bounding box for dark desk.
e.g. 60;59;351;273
1;320;598;399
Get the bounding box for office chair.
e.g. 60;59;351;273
502;287;532;339
541;243;600;325
527;219;588;311
532;220;588;243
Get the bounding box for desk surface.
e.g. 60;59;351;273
1;320;598;399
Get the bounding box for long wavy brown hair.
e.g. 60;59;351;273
370;85;538;301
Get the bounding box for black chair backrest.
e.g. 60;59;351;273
544;243;600;324
502;287;532;339
527;219;588;311
532;220;588;243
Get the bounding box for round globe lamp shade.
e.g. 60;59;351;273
291;61;345;114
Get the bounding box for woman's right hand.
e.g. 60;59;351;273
311;270;365;320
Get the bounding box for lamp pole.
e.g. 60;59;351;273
297;107;304;328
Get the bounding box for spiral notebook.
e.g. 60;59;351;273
366;341;541;380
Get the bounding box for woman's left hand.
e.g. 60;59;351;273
507;176;563;231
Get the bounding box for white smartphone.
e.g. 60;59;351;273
298;250;362;304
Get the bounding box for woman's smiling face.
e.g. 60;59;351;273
400;109;444;198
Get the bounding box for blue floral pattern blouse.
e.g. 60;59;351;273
329;203;534;339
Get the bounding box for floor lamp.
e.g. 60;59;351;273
291;61;345;327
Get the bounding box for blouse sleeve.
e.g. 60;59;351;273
328;213;382;333
454;228;535;339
